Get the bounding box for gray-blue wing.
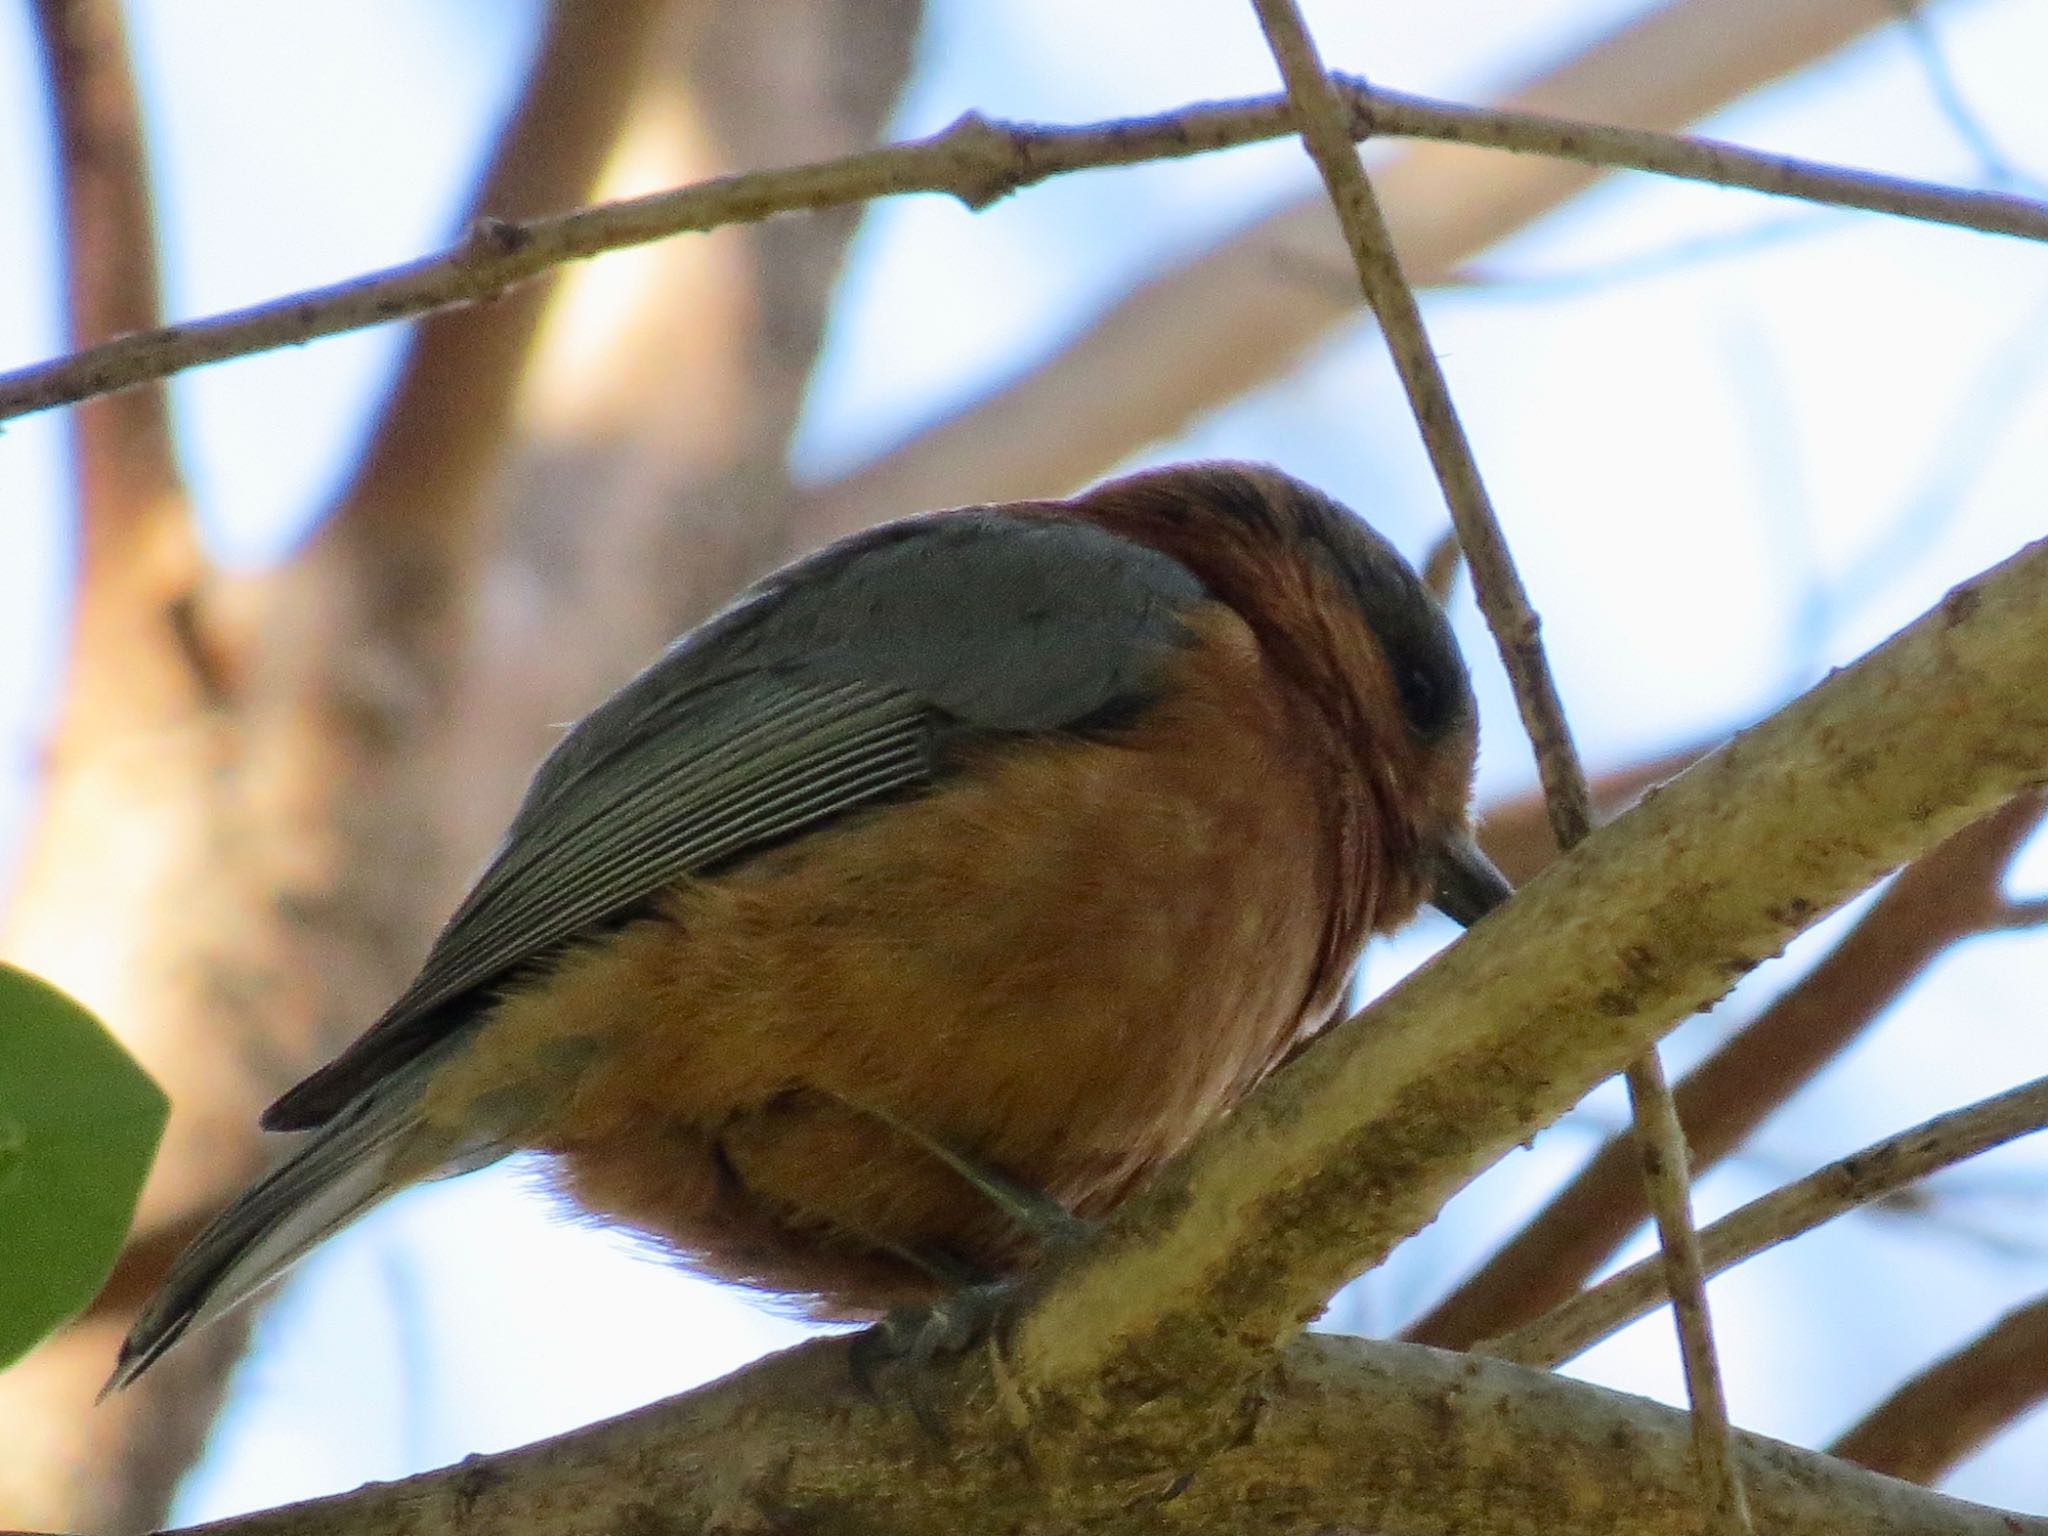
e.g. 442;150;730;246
263;510;1205;1129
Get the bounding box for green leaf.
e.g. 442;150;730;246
0;964;168;1368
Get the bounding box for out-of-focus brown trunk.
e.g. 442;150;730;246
0;5;918;1530
443;0;923;872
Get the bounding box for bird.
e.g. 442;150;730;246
108;460;1510;1391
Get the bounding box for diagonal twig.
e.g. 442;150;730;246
1351;81;2046;231
1245;3;1750;1530
1486;1073;2048;1368
1615;1050;1754;1529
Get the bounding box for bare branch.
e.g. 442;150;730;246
1251;12;1595;840
1353;82;2046;233
1406;788;2048;1349
1419;526;1462;601
1488;1074;2048;1368
1832;1292;2048;1485
6;74;2046;428
1619;1052;1752;1531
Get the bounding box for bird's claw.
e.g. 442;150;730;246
848;1279;1014;1439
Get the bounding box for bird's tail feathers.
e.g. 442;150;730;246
104;1064;443;1395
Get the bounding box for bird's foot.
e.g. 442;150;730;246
849;1279;1015;1439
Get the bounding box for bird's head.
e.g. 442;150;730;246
1069;461;1511;929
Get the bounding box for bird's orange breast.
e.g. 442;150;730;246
416;604;1385;1314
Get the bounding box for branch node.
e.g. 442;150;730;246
1330;71;1377;140
940;109;1030;210
460;214;535;266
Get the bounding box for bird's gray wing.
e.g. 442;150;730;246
263;511;1205;1129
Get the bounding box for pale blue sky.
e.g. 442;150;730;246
4;0;2046;1518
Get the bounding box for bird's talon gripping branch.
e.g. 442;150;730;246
849;1282;1017;1438
108;461;1509;1396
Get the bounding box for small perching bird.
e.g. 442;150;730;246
110;461;1509;1391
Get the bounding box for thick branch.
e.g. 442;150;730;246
1407;788;2048;1349
5;19;229;1524
1488;1072;2048;1367
90;1334;2028;1536
1831;1294;2048;1485
29;0;204;735
432;0;927;905
6;75;2044;426
261;3;669;872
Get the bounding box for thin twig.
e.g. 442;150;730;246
1247;4;1749;1530
1620;1053;1752;1526
5;80;2046;425
1356;82;2048;234
1250;15;1591;830
1831;1291;2048;1484
1419;526;1463;603
1486;1074;2048;1368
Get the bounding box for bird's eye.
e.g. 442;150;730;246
1393;661;1445;736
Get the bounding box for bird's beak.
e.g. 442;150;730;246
1428;830;1513;928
